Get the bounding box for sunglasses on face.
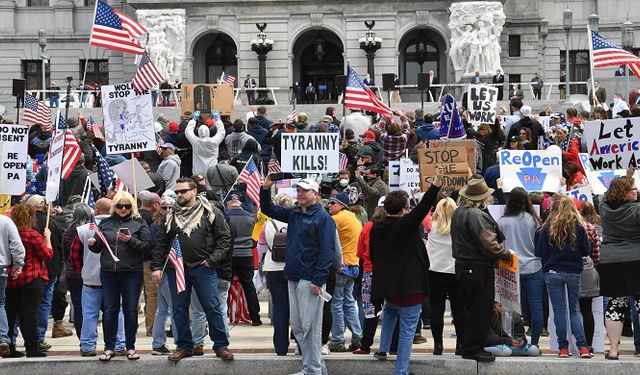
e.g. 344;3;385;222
115;204;132;209
160;205;171;209
328;201;338;205
175;188;194;195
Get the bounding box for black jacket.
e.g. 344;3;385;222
35;211;64;276
451;205;511;266
89;214;152;272
60;164;92;206
370;184;440;300
506;117;544;150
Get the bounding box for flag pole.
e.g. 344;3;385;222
45;202;52;230
131;154;138;201
80;175;91;203
222;162;249;203
586;25;598;108
82;0;99;92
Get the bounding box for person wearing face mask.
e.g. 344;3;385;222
334;170;361;206
612;93;630;118
185;112;226;185
355;166;389;219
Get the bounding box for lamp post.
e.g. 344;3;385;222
588;13;599;33
250;23;274;105
563;7;573;103
38;28;48;101
540;18;548;87
358;21;382;79
621;18;635;102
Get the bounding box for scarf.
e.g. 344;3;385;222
166;195;215;237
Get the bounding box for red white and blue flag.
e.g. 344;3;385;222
344;66;393;117
286;102;297;125
94;146;127;196
590;29;640;78
89;217;120;262
267;158;281;173
57;113;82;180
132;51;164;93
23;93;52;129
90;0;145;55
339;152;349;171
87;115;105;141
220;72;236;85
239;157;262;207
168;236;185;293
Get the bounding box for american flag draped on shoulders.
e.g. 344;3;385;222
131;51;164;93
168;236;185;293
590;29;640;78
90;0;145;55
58;113;82;180
344;66;393;117
239;157;262;207
220;72;236;85
23;93;51;130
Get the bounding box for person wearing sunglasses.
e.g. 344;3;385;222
88;191;152;362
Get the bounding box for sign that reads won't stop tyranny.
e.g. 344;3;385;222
280;133;340;173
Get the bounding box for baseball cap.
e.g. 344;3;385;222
295;178;319;192
362;130;376;139
160;143;176;150
205;118;214;127
520;105;532;117
168;121;179;133
154;122;163;133
329;192;350;209
26;195;46;207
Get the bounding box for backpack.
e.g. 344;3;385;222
270;221;287;262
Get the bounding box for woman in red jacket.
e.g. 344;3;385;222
6;204;53;358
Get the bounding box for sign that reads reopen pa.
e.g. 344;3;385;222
280;133;340;173
498;146;563;192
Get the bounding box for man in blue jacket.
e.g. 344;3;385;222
260;176;337;375
415;113;440;142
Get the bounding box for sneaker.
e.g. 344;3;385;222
353;348;370;355
320;345;329;355
579;346;591;359
347;340;362;351
0;343;9;357
373;351;387;360
327;342;346;352
193;345;204;356
151;345;172;355
413;335;427;344
39;341;52;352
80;350;96;357
251;319;263;327
558;348;570;358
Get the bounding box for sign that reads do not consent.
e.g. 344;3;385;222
280;133;340;173
0;124;29;195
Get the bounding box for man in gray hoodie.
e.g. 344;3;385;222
157;143;182;190
0;215;25;356
225;120;258;159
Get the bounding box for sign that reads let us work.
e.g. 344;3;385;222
583;117;640;170
498;146;563;192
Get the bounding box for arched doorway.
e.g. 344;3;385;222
398;29;447;85
292;30;344;103
192;32;237;84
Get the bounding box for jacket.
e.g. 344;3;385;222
254;115;273;131
157;154;182;190
356;176;389;219
485;311;527;347
35;211;64;276
207;163;239;199
247;124;268;147
370;184;440;300
415;123;440;141
259;188;337;287
534;223;591;274
185;119;225;178
0;215;25;268
225;132;255;159
451;205;511;266
89;214;152;272
8;229;52;288
226;207;256;257
506;117;544;150
60;164;92;206
599;199;640;264
340;112;371;139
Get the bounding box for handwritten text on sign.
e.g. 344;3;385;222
495;254;520;314
0;124;29;195
280;133;340;173
399;158;421;194
418;146;469;191
498;147;563;192
468;85;498;127
583;117;640;170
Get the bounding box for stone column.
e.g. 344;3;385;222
54;0;74;35
0;0;16;35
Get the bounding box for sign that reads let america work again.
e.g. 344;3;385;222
583;117;640;170
280;133;340;173
498;146;563;192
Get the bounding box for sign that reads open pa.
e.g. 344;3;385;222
0;123;29;195
280;133;340;173
498;146;563;192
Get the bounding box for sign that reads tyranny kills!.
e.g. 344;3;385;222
0;124;29;195
583;117;640;170
467;85;498;127
418;146;469;191
498;146;563;192
280;133;340;173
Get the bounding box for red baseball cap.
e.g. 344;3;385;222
168;121;179;133
205;118;214;127
362;130;376;140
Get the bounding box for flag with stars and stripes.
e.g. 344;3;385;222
131;51;164;93
267;158;281;173
220;72;236;85
344;66;393;117
339;152;348;171
238;157;262;207
57;113;82;180
94;146;127;195
83;183;96;209
23;93;52;129
87;115;105;141
286;102;297;125
155;132;165;155
89;217;120;262
168;236;185;293
590;29;640;78
90;0;145;55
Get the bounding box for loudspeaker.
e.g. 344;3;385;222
335;75;347;94
12;79;25;98
417;73;429;91
382;73;396;91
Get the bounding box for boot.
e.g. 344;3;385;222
52;320;73;338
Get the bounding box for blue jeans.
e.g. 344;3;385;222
100;271;143;350
330;273;362;344
544;271;587;349
266;271;290;355
37;275;57;342
168;265;228;352
191;278;230;346
631;297;640;353
0;268;8;343
520;270;544;346
379;301;422;375
289;280;326;375
80;285;125;352
152;274;176;349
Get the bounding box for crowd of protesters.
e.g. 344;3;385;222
0;93;639;375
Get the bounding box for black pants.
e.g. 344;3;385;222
51;276;68;321
231;256;261;322
455;263;494;355
579;298;594;347
67;277;83;338
321;267;336;345
429;271;465;347
7;278;44;354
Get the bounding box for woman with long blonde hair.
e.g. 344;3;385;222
426;197;465;355
534;194;591;358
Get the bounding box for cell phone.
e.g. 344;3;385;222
119;228;130;235
270;172;293;181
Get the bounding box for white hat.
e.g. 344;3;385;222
520;105;532;116
295;178;319;193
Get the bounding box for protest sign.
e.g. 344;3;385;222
495;254;520;314
280;133;340;173
110;158;155;193
578;153;640;194
387;160;401;191
0;124;29;195
467;85;498;127
583;117;640;170
418;145;469;191
498;146;563;192
539;116;551;132
45;130;65;202
0;195;10;215
563;184;594;206
428;139;477;174
101;83;156;155
438;94;466;139
180;84;234;116
398;158;421;194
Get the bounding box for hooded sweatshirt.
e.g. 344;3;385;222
185;119;225;179
225;131;257;159
416;122;440;141
599;199;640;264
157;154;182;190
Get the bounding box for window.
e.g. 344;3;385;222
399;30;440;85
508;74;521;85
508;35;521;57
84;0;96;6
27;0;49;6
80;59;109;87
22;60;50;93
560;50;590;95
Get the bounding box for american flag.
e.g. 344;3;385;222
83;184;96;209
344;66;393;117
94;146;127;196
239;157;262;207
89;217;120;262
88;116;105;140
220;72;236;85
339;152;348;171
168;235;185;293
286;102;297;125
267;158;281;173
590;29;640;78
155;133;165;155
90;0;145;55
58;113;82;180
23;93;51;128
131;51;164;93
228;275;252;324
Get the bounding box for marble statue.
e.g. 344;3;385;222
136;9;186;82
448;2;505;81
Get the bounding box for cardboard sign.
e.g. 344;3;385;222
180;84;234;116
428;139;477;174
0;124;29;195
498;146;563;192
102;83;156;155
280;133;340;173
563;184;595;206
467;85;498;127
495;254;520;314
398;158;420;194
583;117;640;170
45;130;65;202
418;146;469;191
